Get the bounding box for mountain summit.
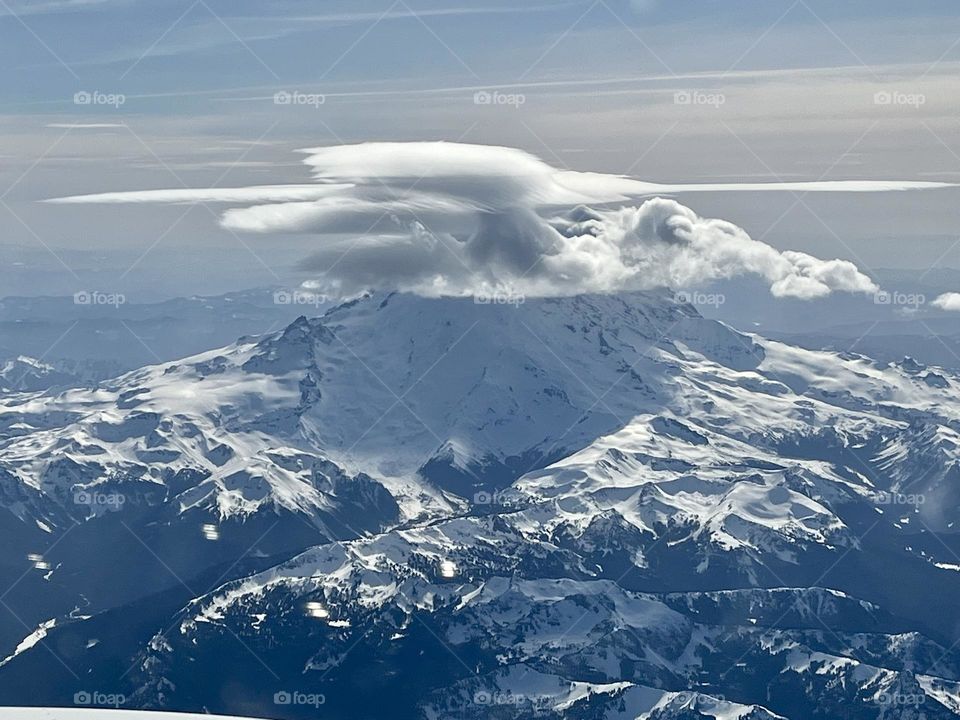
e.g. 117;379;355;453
0;292;959;718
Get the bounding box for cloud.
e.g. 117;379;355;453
933;293;960;312
52;141;951;300
45;123;125;129
48;184;351;205
2;0;123;16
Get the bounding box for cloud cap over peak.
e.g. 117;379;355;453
50;140;945;300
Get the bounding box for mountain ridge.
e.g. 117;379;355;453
0;291;959;718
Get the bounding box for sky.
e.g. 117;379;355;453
1;0;959;301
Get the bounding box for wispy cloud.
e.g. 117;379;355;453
45;122;124;128
0;0;134;17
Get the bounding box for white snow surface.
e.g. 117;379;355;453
2;289;959;539
5;291;960;717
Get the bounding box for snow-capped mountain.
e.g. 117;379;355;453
0;291;959;719
0;356;84;393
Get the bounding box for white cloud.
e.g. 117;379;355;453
48;184;351;205
45;123;125;129
51;141;945;300
933;293;960;312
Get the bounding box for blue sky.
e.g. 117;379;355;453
1;0;959;299
2;0;957;95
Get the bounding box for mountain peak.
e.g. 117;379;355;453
3;290;960;718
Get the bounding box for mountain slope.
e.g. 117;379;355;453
0;291;959;719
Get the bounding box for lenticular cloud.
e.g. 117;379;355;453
50;141;949;300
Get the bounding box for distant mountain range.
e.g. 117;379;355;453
0;288;330;390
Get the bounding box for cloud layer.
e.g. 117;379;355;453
51;141;953;300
